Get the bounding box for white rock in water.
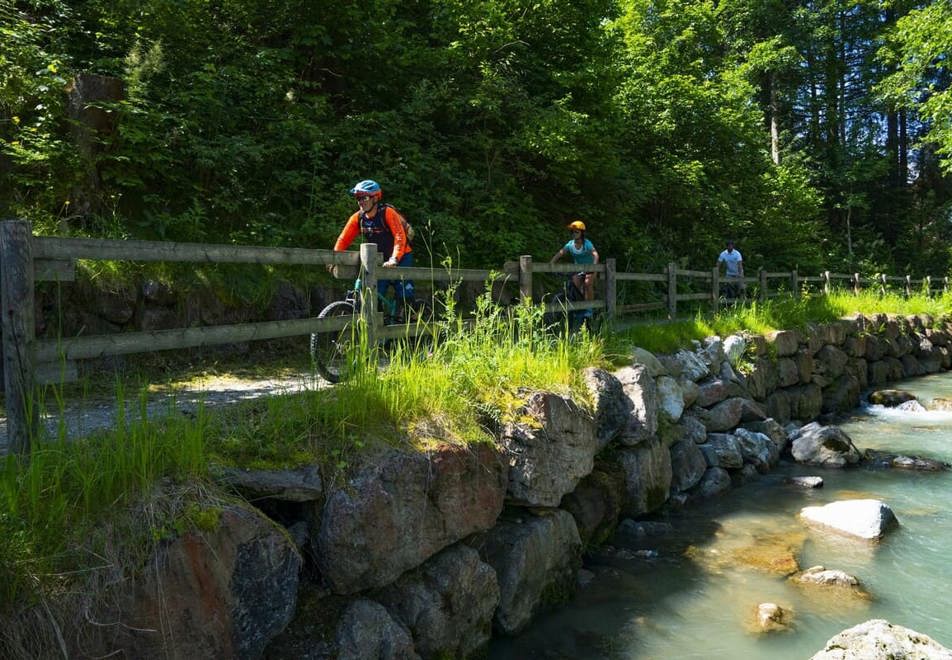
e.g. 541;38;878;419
799;499;898;540
811;619;952;659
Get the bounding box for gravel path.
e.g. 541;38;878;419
0;371;325;454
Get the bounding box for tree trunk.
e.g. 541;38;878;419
769;73;781;165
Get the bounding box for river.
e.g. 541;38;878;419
490;372;952;659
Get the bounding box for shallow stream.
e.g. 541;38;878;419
490;372;952;659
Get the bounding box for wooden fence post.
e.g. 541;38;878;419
853;272;860;296
790;269;798;298
712;266;720;312
823;270;831;296
0;219;38;454
359;243;378;347
605;258;616;322
667;262;677;318
945;276;949;294
519;255;533;304
905;275;912;298
926;275;932;297
758;269;767;303
879;273;887;297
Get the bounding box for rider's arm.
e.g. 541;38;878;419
737;257;744;277
383;207;408;264
334;213;360;252
550;248;566;264
591;247;599;264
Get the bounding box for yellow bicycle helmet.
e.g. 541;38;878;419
567;220;586;231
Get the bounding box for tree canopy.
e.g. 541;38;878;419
1;0;950;276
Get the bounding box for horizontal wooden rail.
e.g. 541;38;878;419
33;236;361;266
617;302;666;313
884;275;906;282
531;263;606;274
676;292;712;302
828;273;853;280
35;313;382;362
376;320;436;340
615;272;666;282
764;272;790;278
543;300;606;313
676;269;712;279
387;266;500;282
801;276;824;282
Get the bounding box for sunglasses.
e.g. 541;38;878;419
356;195;373;203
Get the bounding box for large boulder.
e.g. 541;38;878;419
90;502;302;660
375;545;498;659
472;511;582;635
799;499;898;541
582;368;630;449
664;349;710;382
500;391;598;507
316;444;507;594
560;460;628;547
696;378;746;408
631;347;666;376
669;438;708;492
723;334;747;363
656;376;685;422
615;365;659;445
810;619;952;659
794;566;867;595
337;600;419;660
790;423;861;467
869;389;917;407
690;467;732;500
699;434;744;469
217;465;323;502
740;418;788;454
767;330;800;357
617;437;673;517
734;428;777;471
678;414;708;444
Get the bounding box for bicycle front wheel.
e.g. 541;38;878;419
311;300;358;384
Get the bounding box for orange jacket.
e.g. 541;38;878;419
333;205;411;261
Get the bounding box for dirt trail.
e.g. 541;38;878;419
0;371;324;454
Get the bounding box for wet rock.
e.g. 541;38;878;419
560;461;627;547
217;465;323;502
810;619;952;659
700;434;744;469
795;566;865;592
787;476;824;488
669;438;708;492
337;599;419;660
582;368;630;449
732;532;804;576
868;389;917;407
928;397;952;411
740;418;788;453
791;422;861;467
472;510;581;635
316;444;506;594
754;602;791;633
374;544;498;659
799;499;898;541
615;365;659;445
734;428;777;471
690;467;731;500
863;450;949;471
613;519;674;545
501;391;598;506
617;438;673;517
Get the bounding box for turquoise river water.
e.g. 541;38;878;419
490;372;952;659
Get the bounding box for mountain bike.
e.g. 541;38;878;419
310;276;431;383
544;272;601;333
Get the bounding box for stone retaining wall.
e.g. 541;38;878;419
51;313;952;659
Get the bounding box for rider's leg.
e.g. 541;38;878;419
583;273;595;301
394;252;415;321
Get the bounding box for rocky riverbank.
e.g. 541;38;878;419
23;312;952;659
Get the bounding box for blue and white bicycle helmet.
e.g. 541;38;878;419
350;179;382;200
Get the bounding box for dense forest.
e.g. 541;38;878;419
1;0;951;276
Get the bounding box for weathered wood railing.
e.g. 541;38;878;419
2;218;949;454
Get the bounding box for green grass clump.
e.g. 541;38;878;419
619;290;952;354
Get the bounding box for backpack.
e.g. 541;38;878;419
360;203;414;246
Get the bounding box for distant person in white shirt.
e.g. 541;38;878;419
717;240;744;298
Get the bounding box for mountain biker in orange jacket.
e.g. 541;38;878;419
333;179;414;311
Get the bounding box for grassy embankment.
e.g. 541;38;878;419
2;288;951;614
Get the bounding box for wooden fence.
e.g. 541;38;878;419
2;218;948;454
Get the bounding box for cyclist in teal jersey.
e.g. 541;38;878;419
550;220;599;301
